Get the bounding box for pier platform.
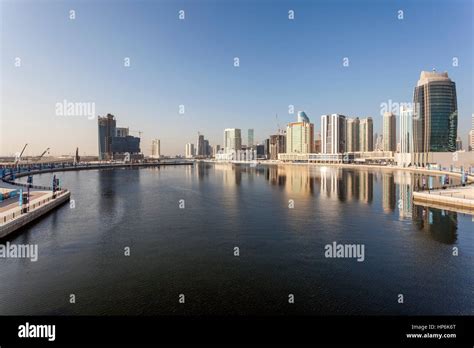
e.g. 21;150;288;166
413;185;474;215
0;190;70;239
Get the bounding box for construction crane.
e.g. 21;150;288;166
15;143;28;165
36;147;50;161
276;113;285;135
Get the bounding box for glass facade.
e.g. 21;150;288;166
413;72;457;153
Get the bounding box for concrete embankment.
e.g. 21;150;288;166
0;191;70;239
413;186;474;215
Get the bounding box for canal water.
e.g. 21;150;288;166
1;163;473;315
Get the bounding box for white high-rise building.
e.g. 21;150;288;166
321;114;346;154
398;106;414;166
400;107;414;154
151;139;160;159
470;114;474;151
185;143;194;158
224;128;242;153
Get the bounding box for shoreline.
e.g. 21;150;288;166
204;160;474;183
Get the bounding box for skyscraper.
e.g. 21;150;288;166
287;112;314;153
359;117;373;152
321;114;346;154
264;138;270;158
413;71;457;156
224;128;242;153
204;139;210;157
248;129;254;148
383;112;396;151
398;106;414;166
346;117;360;152
456;137;462;151
269;134;286;160
470;114;474;151
469;130;474;151
151;139;160;159
98;113;116;160
196;133;205;157
185;143;194;158
375;133;384;152
400;106;414;154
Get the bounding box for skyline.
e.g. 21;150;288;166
1;0;473;157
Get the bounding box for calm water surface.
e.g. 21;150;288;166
1;163;473;315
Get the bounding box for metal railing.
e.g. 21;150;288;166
0;189;68;225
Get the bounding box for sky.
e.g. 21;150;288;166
0;0;473;156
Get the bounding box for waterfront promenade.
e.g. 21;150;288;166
413;185;474;215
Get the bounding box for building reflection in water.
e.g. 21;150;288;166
263;165;458;244
206;163;460;244
382;172;396;212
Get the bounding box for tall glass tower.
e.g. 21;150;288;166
98;113;116;160
413;71;457;157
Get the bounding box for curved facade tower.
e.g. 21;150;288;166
413;71;457;159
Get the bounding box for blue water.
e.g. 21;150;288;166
0;163;472;315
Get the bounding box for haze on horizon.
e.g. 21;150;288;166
1;0;472;157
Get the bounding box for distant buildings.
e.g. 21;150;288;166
383;112;396;151
216;128;256;161
195;133;212;157
470;114;474;151
359;117;373;152
224;128;242;153
413;71;457;156
98;113;141;160
98;114;116;160
374;133;384;152
248;129;254;148
346;117;360;152
470;130;474;152
256;144;265;159
212;145;221;157
185;143;194;158
398;106;414;166
151;139;160;159
321;114;345;154
456;137;463;151
269;134;286;160
286;111;314;154
196;133;205;157
314;132;321;153
264;138;270;159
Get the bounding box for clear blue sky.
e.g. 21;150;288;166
1;0;472;156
